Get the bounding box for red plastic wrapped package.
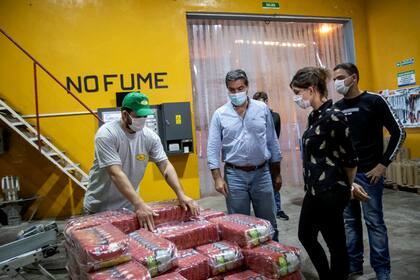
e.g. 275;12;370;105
209;214;274;248
65;242;83;279
65;209;139;243
224;270;302;280
87;261;151;280
243;241;301;279
149;200;194;225
224;270;274;279
154;220;219;250
70;223;131;272
175;249;210;280
206;269;244;280
195;241;244;276
194;209;225;221
154;272;188;280
128;229;177;277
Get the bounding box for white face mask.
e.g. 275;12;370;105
293;95;311;109
228;91;248;106
128;114;146;132
334;77;354;96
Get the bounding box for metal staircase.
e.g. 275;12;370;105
0;99;89;190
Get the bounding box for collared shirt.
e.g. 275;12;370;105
302;100;358;195
207;98;282;169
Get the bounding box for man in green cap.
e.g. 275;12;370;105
84;92;199;231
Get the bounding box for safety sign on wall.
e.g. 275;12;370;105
397;70;416;87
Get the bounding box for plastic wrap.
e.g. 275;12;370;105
192;209;226;221
154;272;188;280
154;220;219;250
223;270;274;279
65;209;139;244
175;249;210;280
209;214;274;248
195;241;244;276
224;270;302;280
70;223;131;272
206;269;244;280
87;261;151;280
243;241;301;279
128;229;178;277
149;200;193;225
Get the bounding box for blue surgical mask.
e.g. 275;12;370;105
228;91;248;106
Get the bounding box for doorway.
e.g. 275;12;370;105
187;14;355;196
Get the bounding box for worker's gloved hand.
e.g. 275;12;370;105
351;183;370;202
178;194;200;216
135;202;158;231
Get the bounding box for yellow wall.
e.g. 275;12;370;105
0;0;373;218
366;0;420;158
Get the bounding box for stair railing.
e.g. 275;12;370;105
0;27;102;151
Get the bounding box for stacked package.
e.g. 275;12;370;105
224;270;273;280
243;241;301;279
194;209;226;221
209;214;274;248
154;220;219;250
128;229;178;277
207;269;244;280
67;223;131;272
150;201;193;225
87;261;151;280
176;249;210;280
224;270;302;280
196;241;244;276
154;272;188;280
65;209;139;240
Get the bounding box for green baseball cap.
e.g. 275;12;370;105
122;92;154;117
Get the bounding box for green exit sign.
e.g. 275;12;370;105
262;2;280;9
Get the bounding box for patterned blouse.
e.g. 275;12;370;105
302;100;358;195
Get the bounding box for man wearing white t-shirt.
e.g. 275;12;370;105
84;92;198;230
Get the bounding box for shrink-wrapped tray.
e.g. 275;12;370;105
209;214;273;248
149;201;194;225
243;241;301;279
175;249;210;280
154;220;219;250
128;229;177;277
87;261;151;280
154;272;188;280
69;224;131;272
195;241;243;276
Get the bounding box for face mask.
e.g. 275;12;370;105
293;95;311;109
334;77;354;96
228;91;247;106
128;114;146;132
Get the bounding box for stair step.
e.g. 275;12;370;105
0;106;7;111
64;163;80;171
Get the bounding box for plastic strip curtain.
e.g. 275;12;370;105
187;19;348;196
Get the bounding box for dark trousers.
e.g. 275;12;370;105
298;188;350;280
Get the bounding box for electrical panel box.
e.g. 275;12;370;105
97;101;194;156
158;102;193;155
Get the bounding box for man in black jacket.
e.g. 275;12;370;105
253;91;289;220
333;63;406;280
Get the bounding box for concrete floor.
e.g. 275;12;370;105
1;186;419;280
